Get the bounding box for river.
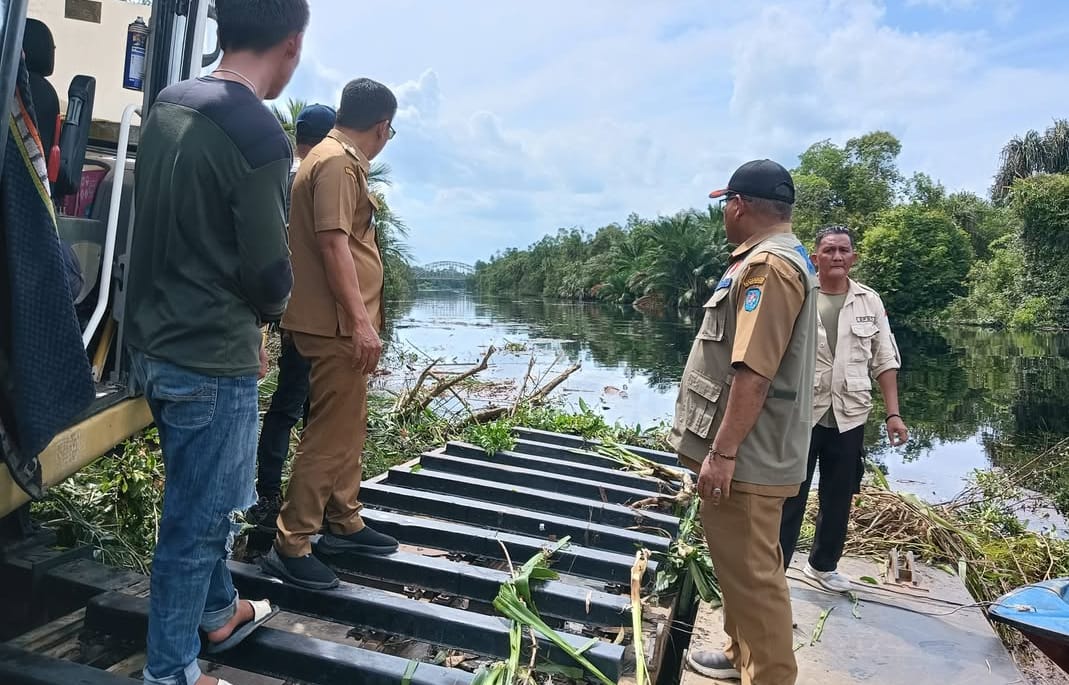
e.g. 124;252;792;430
385;290;1069;522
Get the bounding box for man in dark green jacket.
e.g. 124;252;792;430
124;2;309;684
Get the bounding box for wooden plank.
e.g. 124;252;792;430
105;652;146;676
7;608;85;652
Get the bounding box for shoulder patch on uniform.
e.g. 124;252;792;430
794;245;817;274
344;166;359;182
742;275;766;288
743;287;762;312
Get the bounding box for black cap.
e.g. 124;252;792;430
709;159;795;205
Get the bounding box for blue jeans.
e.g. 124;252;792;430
130;351;259;685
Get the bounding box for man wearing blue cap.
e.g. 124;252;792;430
247;103;336;529
286;104;337;212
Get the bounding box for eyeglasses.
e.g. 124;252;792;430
388;123;396;140
717;192;742;210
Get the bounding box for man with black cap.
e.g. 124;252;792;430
247;103;336;528
670;159;817;683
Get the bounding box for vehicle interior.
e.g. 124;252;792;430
0;0;220;532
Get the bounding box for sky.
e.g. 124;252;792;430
273;0;1069;266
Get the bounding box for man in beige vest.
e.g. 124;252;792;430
672;159;817;684
780;225;908;592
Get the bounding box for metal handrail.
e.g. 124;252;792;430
82;103;139;348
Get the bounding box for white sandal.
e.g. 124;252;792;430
204;599;278;654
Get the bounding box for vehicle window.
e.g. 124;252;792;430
201;3;220;75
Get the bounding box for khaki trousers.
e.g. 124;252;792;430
701;487;798;685
276;332;368;557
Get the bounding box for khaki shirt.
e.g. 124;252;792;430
282;129;385;338
668;229;818;494
812;279;901;432
728;240;807;382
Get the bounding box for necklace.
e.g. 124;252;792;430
212;68;258;95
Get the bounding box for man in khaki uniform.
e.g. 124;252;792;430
262;78;399;590
780;225;908;592
673;160;817;684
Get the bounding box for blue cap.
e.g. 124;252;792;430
295;103;337;143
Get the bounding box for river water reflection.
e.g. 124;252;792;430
386;291;1069;512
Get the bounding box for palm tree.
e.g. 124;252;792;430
271;98;308;149
365;164;415;299
992;119;1069;201
635;209;730;309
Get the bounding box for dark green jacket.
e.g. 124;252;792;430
125;77;292;376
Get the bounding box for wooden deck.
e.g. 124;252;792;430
681;556;1024;684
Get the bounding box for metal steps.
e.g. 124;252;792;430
0;643;139;685
2;428;685;683
84;591;473;685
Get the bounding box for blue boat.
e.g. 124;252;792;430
989;579;1069;673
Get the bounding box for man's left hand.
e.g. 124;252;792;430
887;416;909;447
698;453;736;504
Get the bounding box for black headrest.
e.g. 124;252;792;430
23;19;55;77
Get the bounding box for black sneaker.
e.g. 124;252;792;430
686;650;741;680
317;525;399;555
260;547;339;590
246;494;282;529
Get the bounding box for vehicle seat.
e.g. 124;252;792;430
56;158;134;324
23;19;59;155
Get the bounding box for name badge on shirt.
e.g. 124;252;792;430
716;277;732;290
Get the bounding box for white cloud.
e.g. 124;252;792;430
905;0;1020;23
281;0;1069;264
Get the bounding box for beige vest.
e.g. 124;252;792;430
668;232;818;487
813;279;901;433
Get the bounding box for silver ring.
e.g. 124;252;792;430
712;487;722;496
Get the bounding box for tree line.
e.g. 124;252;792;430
473;122;1069;329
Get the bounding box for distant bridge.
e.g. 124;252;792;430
414;261;475;282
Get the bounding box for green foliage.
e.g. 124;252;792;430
993;119;1069;201
371;180;416;302
792;173;843;246
269;98;307;151
517;398;610;438
474;207;728;310
941;191;1016;260
31;430;164;572
462;420;517;455
906;172;946;208
652;496;721;606
479;537;614;685
792;131;903;240
363;395;451;479
470;127;1069;329
638;209;730;309
946;234;1056;329
1009;173;1069;321
857;205;973;318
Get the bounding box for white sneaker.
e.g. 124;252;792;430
803;563;852;592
